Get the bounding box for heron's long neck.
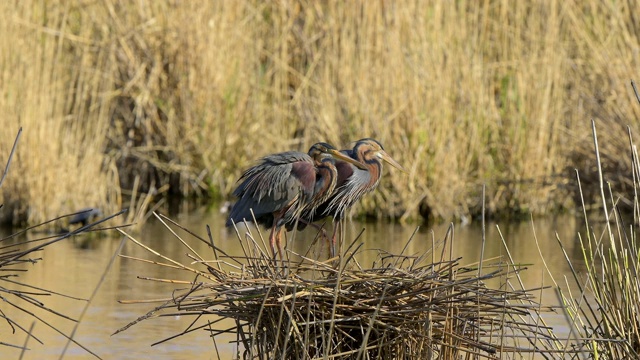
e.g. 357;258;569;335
357;154;382;190
313;160;338;204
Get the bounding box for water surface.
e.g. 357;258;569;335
0;210;586;359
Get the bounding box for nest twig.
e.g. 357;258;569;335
117;214;589;359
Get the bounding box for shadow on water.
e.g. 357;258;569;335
0;208;588;359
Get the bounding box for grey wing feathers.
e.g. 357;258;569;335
227;151;313;225
234;152;309;198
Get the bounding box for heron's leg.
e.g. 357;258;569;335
329;221;340;258
268;225;278;259
275;226;284;261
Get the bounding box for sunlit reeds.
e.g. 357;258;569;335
555;120;640;357
1;1;640;224
115;116;640;358
0;129;127;357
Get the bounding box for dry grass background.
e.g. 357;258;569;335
1;0;639;225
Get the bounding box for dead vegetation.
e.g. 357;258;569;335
116;213;585;359
0;129;127;358
115;118;640;359
554;121;640;358
1;1;640;224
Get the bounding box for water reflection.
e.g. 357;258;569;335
0;211;587;359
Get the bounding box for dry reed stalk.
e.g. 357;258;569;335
554;111;640;358
1;1;640;224
117;213;592;359
0;209;126;355
0;1;118;225
0;129;127;357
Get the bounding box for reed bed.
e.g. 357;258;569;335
116;213;586;359
1;1;640;224
553;121;640;357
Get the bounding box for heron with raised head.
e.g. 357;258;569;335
290;138;405;256
226;142;367;259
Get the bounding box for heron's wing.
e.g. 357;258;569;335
227;152;315;226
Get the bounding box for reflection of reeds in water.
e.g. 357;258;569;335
118;213;584;359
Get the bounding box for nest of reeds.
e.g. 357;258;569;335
117;215;575;359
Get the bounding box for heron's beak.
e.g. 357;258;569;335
379;150;407;173
328;149;367;170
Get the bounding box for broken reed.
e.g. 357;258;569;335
2;1;640;224
117;214;583;359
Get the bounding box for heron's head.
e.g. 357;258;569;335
309;142;366;170
308;142;335;158
353;138;406;173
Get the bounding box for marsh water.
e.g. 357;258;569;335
1;209;587;360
